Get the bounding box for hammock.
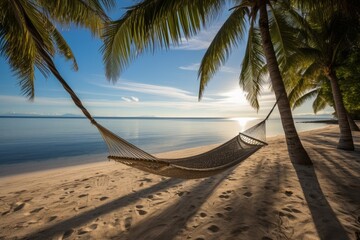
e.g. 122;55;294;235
54;77;278;179
44;56;278;179
90;100;277;179
95;119;269;179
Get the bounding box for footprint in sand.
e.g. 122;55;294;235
219;194;230;199
278;211;296;220
124;217;132;230
285;190;293;197
13;202;27;212
99;196;108;201
89;223;98;230
176;192;187;197
199;212;207;218
48;216;57;222
78;194;88;198
137;209;147;216
77;229;89;235
216;213;224;218
30;207;44;213
224;206;233;212
243;192;252;197
291;208;302;213
95;175;110;187
208;225;220;233
2;210;10;216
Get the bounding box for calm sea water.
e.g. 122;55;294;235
0;117;328;165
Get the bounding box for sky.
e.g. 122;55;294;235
0;2;333;119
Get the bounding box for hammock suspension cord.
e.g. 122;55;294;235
43;50;280;179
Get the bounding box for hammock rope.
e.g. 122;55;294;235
43;52;278;179
65;78;277;178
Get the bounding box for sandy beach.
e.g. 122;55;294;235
0;125;359;240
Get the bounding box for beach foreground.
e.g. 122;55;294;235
0;125;359;240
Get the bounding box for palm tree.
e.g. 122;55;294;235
102;0;312;164
286;75;360;131
283;6;356;150
0;0;114;105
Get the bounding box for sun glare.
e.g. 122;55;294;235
229;117;258;131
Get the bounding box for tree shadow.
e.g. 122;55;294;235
212;157;293;239
22;178;183;240
113;168;234;240
292;161;351;240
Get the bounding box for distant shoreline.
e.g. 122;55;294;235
297;119;338;124
0;115;334;120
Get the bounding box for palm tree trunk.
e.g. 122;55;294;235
258;3;312;165
326;70;354;150
347;112;360;131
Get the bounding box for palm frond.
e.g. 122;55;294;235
198;5;248;99
268;3;300;68
239;22;265;110
292;88;319;109
37;0;115;36
50;26;78;71
102;0;225;81
301;61;323;80
312;91;328;113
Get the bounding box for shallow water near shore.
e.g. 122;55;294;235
0;116;328;166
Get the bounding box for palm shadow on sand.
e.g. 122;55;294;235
22;178;184;240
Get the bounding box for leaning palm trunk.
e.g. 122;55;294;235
347;112;360;131
259;3;311;164
326;70;354;150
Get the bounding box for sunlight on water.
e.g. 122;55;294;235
228;117;259;132
0;117;328;165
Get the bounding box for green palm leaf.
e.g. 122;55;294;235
198;6;248;99
292;88;319;109
0;0;112;99
240;22;265;110
102;0;225;81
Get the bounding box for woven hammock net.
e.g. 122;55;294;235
28;42;273;180
94;119;267;179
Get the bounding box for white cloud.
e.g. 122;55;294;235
172;25;222;51
121;97;132;102
105;81;199;101
122;96;140;102
131;96;139;102
179;63;200;71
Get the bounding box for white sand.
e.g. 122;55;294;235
0;125;359;240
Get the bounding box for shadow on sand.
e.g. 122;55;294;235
292;162;351;240
22;178;183;240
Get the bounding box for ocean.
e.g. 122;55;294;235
0;116;329;167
